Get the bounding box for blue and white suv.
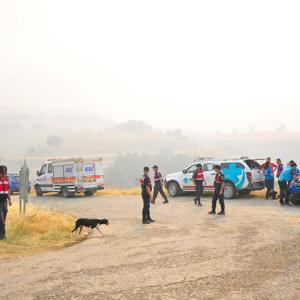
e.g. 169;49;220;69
165;158;265;199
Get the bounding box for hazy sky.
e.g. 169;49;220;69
1;0;300;132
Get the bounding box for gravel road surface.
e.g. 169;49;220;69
0;194;299;300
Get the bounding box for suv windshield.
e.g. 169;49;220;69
244;159;261;170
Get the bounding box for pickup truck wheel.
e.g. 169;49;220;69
167;181;180;197
224;182;236;199
35;185;43;197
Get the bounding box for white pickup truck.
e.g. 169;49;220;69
165;158;265;199
34;157;104;198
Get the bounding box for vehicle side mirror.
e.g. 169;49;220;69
183;170;187;174
36;170;40;176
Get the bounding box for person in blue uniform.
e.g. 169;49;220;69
152;165;168;204
192;164;206;206
278;160;298;206
263;162;277;199
208;165;225;215
140;167;154;224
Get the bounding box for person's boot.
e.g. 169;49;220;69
163;200;169;204
208;211;216;215
217;211;225;215
198;202;203;206
148;218;155;222
142;220;150;224
272;191;277;200
194;198;197;205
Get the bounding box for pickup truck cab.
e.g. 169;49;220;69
165;158;265;199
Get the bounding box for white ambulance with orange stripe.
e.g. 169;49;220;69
34;158;104;198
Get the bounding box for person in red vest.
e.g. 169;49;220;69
192;164;206;206
0;165;12;240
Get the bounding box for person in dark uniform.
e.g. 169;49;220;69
152;165;169;204
192;164;206;206
140;167;154;224
208;165;225;215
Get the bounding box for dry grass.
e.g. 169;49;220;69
96;187;140;196
0;204;83;260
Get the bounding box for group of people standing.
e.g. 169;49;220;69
262;157;299;206
140;164;225;224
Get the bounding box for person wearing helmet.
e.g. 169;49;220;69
192;164;206;206
208;165;225;215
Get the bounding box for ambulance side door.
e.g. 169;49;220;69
43;162;54;192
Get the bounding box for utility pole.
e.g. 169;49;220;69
19;160;29;215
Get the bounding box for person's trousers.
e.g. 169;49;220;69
0;201;8;238
195;180;204;203
278;180;289;204
153;184;168;202
212;189;225;212
142;194;151;221
265;179;275;199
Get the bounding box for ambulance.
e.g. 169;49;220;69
165;158;265;199
34;157;104;198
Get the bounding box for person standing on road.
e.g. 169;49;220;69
263;162;277;200
152;165;169;204
140;167;155;224
192;164;206;206
0;165;12;240
208;165;225;215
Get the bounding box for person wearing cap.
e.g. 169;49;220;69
152;165;168;204
0;165;12;240
208;165;225;215
140;167;154;224
192;164;206;206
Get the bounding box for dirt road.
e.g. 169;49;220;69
1;194;300;300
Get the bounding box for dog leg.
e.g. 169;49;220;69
96;225;104;236
79;225;83;235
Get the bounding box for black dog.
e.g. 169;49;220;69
71;218;109;235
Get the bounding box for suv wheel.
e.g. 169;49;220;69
167;181;180;197
224;182;236;199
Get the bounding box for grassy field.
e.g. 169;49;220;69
95;187;140;196
0;204;83;260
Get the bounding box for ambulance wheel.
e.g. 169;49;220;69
224;181;236;199
167;181;180;197
35;185;43;197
